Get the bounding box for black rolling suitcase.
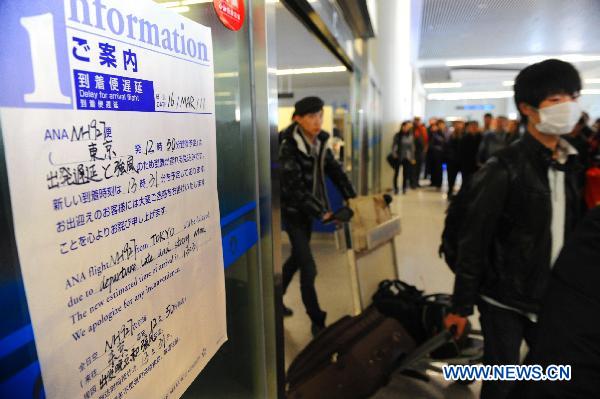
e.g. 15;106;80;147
286;306;416;399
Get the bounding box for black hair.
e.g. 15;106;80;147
484;113;493;119
514;59;581;122
400;120;411;132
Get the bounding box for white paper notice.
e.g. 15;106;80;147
0;1;226;398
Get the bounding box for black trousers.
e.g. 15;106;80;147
430;154;443;188
412;155;423;187
479;300;538;399
393;159;413;193
447;161;460;194
282;212;326;326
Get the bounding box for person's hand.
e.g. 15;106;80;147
322;212;333;222
411;159;416;165
444;313;468;340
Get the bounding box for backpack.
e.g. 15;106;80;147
438;182;471;272
371;280;426;343
439;151;517;272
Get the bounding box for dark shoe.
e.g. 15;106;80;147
311;311;327;337
283;305;293;317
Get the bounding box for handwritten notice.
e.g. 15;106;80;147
0;1;226;398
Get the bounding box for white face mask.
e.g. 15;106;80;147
535;101;582;135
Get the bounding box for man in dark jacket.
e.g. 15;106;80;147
459;120;482;184
279;96;356;336
445;59;585;399
510;206;600;398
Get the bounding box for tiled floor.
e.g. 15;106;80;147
282;186;481;398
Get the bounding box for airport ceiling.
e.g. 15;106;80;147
418;0;600;86
275;2;350;90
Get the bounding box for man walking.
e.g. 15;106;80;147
279;97;356;336
445;59;585;399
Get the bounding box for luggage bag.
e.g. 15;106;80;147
286;306;416;399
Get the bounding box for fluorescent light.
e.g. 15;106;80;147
215;91;231;97
585;78;600;84
427;91;513;100
215;66;346;79
440;54;600;67
161;0;211;6
423;82;462;89
582;89;600;95
215;72;238;78
169;6;190;13
160;1;183;6
276;66;347;76
445;56;545;67
502;81;515;86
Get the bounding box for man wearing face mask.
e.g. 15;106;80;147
444;59;585;399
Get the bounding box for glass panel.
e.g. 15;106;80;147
150;2;269;398
311;0;355;62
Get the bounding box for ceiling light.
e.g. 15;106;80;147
585;78;600;84
581;89;600;95
441;54;600;67
276;66;347;76
215;91;232;97
445;56;545;67
160;1;183;6
162;0;211;6
168;6;190;13
215;72;239;78
502;81;514;86
423;82;462;89
427;91;513;100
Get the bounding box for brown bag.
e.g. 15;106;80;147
348;195;393;252
286;306;416;399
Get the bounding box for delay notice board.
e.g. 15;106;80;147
0;1;226;398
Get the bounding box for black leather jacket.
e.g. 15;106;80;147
453;133;584;316
279;123;356;219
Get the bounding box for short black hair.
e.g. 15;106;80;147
293;96;324;117
514;59;581;121
484;113;493;119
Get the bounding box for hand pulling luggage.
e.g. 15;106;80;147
286;306;416;399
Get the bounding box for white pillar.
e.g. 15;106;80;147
373;0;422;191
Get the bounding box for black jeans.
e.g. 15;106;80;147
478;300;538;399
393;159;413;193
447;161;460;194
430;153;443;188
412;154;423;187
282;212;326;326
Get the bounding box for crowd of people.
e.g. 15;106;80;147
390;109;600;196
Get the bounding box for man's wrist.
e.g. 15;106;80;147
450;305;473;317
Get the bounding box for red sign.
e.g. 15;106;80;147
213;0;245;31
